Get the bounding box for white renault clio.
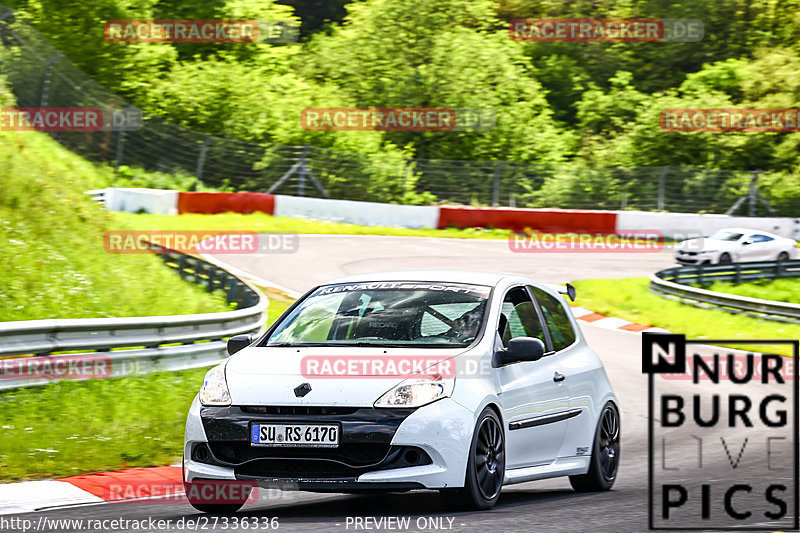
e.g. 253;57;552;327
184;271;620;512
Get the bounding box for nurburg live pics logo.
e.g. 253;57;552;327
643;333;799;530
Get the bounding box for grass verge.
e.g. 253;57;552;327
0;367;207;481
571;277;800;356
0;129;233;320
112;212;512;239
703;278;800;304
0;293;294;482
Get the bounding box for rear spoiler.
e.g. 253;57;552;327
550;283;576;302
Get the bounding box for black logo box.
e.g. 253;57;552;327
643;334;800;531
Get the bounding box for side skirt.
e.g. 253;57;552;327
502;457;590;486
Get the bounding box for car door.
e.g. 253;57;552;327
747;234;777;261
495;286;570;469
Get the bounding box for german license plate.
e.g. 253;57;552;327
250;423;339;447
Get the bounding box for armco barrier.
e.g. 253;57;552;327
0;247;267;390
650;260;800;322
437;206;618;234
177;192;276;215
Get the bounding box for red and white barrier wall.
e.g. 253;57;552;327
96;188;800;240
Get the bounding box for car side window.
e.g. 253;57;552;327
751;234;774;243
499;287;545;348
529;286;576;351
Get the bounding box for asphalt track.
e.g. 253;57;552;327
6;235;794;532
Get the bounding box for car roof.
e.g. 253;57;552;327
716;228;781;237
327;270;512;287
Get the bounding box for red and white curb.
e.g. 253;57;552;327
0;466;182;515
570;306;668;334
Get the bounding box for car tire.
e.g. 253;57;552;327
569;402;620;492
182;461;248;514
717;252;732;265
778;252;790;262
441;407;505;511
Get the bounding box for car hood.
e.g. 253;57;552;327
677;238;739;253
224;346;467;407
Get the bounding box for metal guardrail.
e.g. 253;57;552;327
0;248;267;390
650;260;800;323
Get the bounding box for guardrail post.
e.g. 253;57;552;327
228;282;241;304
177;255;187;279
776;261;783;279
734;264;741;284
696;264;704;286
207;268;216;291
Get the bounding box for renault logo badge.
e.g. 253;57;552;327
294;383;312;397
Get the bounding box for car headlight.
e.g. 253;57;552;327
374;377;454;408
199;364;231;406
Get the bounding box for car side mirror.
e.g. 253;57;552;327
742;240;752;245
495;337;545;367
227;334;253;356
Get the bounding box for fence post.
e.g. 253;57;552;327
491;162;503;207
657;166;669;211
296;144;310;197
195;136;211;182
748;170;762;217
40;53;64;107
114;131;125;169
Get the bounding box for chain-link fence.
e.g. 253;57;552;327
0;6;787;216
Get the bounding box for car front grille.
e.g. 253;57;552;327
209;441;390;466
226;445;432;481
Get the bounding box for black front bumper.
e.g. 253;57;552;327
197;406;431;482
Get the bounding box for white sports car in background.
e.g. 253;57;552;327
674;228;797;265
183;271;620;513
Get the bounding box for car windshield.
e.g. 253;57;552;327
265;281;491;348
709;230;744;241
